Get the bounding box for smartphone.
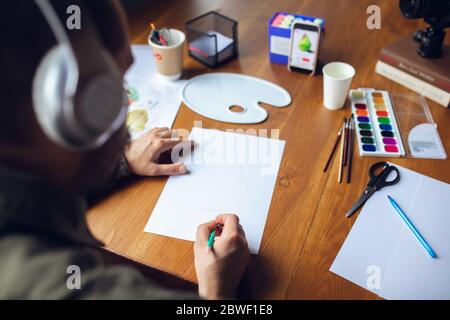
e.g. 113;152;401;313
288;21;321;75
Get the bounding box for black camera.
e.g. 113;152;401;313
399;0;450;58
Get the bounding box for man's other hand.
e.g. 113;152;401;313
124;128;192;176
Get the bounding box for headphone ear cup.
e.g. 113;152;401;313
33;45;126;149
76;49;125;138
32;44;79;148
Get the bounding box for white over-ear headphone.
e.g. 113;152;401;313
32;0;127;150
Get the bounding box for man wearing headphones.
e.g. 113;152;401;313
0;0;249;299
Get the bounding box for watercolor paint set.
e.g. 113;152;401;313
350;88;406;157
349;88;447;159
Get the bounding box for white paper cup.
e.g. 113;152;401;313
322;62;355;110
148;29;185;81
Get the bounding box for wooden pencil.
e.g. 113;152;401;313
323;127;343;172
338;118;347;183
346;116;355;183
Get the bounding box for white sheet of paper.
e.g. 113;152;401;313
144;127;285;254
330;164;450;299
125;45;187;140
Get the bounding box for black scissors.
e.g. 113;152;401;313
345;162;400;218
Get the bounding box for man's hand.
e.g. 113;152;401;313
194;214;250;300
124;127;191;176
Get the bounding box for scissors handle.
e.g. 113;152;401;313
368;162;388;178
368;162;400;190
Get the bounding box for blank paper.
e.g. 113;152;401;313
330;164;450;299
144;127;285;254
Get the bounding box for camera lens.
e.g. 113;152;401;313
400;0;450;19
399;0;427;19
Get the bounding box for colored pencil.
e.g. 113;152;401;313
323;127;343;172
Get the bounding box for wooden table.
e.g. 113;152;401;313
87;0;450;299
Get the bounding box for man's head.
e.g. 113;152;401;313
0;0;133;194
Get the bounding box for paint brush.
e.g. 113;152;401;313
343;118;350;166
323;127;343;172
346;116;355;183
338;118;347;183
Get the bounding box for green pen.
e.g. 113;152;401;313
207;225;222;251
207;229;216;251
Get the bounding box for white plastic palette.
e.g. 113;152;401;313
182;73;291;124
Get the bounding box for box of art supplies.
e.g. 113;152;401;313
186;11;238;68
350;88;447;159
268;12;325;64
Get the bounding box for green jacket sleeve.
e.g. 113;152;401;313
0;234;198;300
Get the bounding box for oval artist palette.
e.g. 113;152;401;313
182;73;291;124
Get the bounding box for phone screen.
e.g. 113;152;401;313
289;24;319;72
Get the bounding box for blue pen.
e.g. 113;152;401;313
387;195;437;259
